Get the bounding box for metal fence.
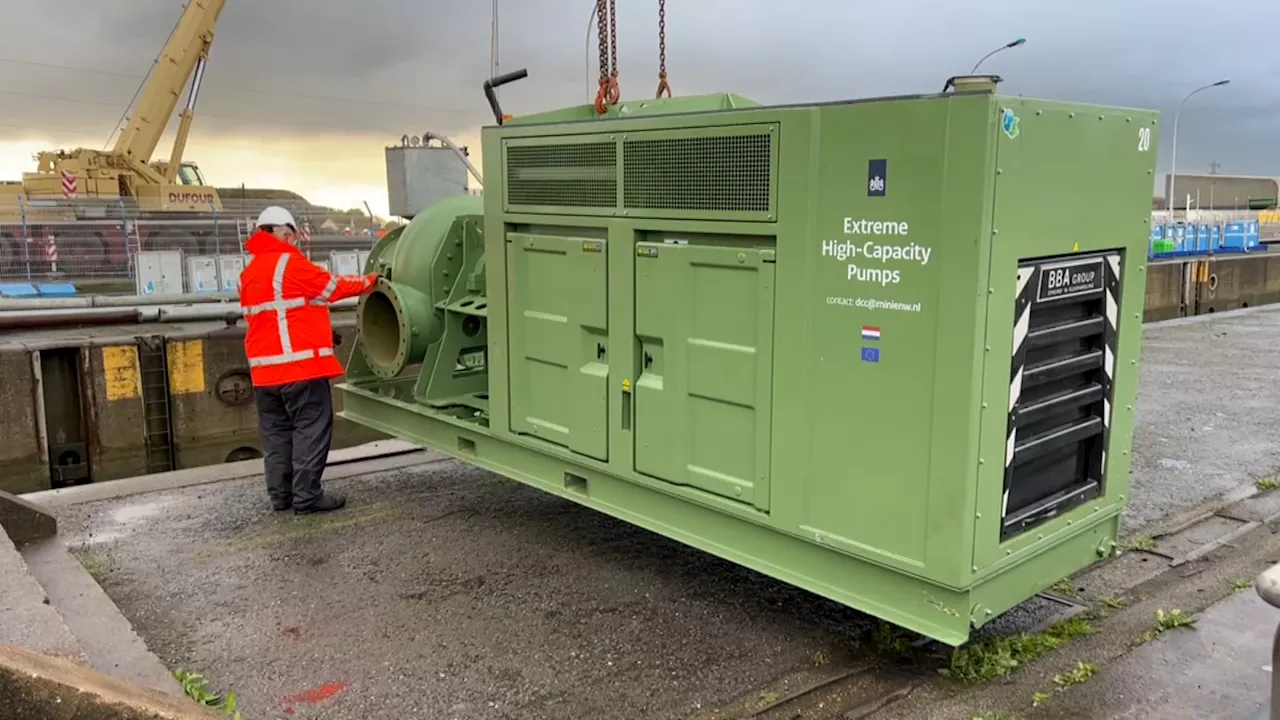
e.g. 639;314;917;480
0;196;388;285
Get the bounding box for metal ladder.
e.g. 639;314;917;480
137;339;176;474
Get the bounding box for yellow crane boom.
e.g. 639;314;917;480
115;0;224;182
3;0;226;210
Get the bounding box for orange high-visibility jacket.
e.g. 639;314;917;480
239;231;376;387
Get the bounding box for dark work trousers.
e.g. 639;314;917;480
253;378;334;509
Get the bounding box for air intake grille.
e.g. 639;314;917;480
505;142;616;208
1001;252;1121;540
622;133;772;213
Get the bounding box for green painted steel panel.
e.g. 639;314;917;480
633;239;776;511
341;84;1160;645
505;232;610;461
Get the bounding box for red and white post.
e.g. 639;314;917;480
46;232;58;274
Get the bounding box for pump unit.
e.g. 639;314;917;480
336;73;1160;645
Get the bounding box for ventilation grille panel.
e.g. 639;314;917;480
505;142;616;208
622;133;772;213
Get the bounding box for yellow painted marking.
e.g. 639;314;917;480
101;345;141;401
1072;242;1081;252
167;339;206;394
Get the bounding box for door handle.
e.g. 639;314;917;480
597;343;606;360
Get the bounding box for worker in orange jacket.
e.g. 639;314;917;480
239;206;377;514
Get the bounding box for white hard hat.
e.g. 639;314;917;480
256;206;297;230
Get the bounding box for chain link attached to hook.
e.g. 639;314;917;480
655;0;671;98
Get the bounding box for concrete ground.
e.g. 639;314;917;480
1125;305;1280;532
1042;587;1274;720
41;304;1280;720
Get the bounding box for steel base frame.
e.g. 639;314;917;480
337;382;1121;646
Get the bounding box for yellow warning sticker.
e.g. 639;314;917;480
167;339;206;395
101;345;141;401
1072;242;1081;252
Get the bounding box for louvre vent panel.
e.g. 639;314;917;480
1002;253;1122;540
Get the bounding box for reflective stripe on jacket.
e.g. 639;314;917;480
239;230;376;387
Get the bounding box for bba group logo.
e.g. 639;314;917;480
867;158;887;197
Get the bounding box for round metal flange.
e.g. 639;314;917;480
358;278;411;380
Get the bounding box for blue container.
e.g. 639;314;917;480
0;283;38;298
1223;222;1246;252
36;282;78;297
1210;225;1221;252
1173;224;1187;253
1195;224;1209;253
1246;220;1261;251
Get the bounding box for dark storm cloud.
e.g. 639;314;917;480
2;0;1277;179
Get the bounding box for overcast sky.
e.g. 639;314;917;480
2;0;1276;216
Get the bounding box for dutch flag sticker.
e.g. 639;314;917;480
861;326;881;341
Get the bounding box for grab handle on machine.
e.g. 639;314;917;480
484;69;529;125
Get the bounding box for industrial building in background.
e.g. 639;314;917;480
1164;172;1280;211
335;69;1160;646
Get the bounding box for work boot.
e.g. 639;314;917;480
293;493;346;516
271;499;292;512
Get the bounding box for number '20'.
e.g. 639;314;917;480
1137;127;1152;152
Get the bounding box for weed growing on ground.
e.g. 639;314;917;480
1099;595;1126;609
1049;579;1080;597
1256;477;1280;491
756;691;780;708
1136;608;1198;644
1031;690;1053;708
971;712;1018;720
174;669;244;720
1053;661;1097;689
941;616;1096;684
1231;579;1254;592
869;622;918;660
1155;608;1196;631
1121;536;1156;550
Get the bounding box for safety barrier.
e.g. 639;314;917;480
0;197;387;284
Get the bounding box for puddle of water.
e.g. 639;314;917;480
1158;458;1193;472
80;499;175;546
111;500;169;525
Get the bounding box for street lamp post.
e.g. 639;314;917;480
1168;79;1230;218
970;37;1026;74
1169;78;1230;316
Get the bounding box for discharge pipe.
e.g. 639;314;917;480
0;292;240;312
0;298;356;330
421;132;485;187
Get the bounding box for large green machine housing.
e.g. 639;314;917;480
338;74;1160;645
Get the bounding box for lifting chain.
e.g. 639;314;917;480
655;0;671;98
594;0;620;115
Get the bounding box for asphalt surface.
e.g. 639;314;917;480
57;457;887;720
1126;305;1280;532
48;304;1280;720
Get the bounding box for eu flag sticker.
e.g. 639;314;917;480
867;158;887;197
861;346;880;364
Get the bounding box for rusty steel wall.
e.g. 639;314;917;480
0;318;387;495
0;352;44;494
1143;254;1280;322
164;325;384;468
